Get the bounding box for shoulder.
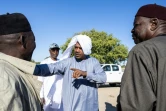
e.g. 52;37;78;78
130;36;166;55
128;37;166;68
0;60;20;78
0;60;17;74
88;56;98;61
128;42;151;61
86;56;100;64
0;60;18;90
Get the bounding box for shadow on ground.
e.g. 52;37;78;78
98;84;121;88
105;102;116;111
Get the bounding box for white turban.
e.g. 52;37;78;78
60;34;92;60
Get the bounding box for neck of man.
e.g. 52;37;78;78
75;55;89;62
51;57;57;61
0;47;24;60
151;25;166;38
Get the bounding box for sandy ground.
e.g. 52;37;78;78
98;85;120;111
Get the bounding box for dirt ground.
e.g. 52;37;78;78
98;85;120;111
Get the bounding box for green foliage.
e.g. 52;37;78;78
35;62;41;65
31;59;36;63
31;59;40;64
61;29;128;64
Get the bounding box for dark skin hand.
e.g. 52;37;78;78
40;98;45;105
70;68;87;79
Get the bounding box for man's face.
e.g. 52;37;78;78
23;31;36;61
131;16;152;44
74;42;85;60
49;48;59;59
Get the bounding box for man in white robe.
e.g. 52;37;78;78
38;43;63;111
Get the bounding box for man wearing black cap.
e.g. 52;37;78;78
0;13;42;110
38;43;63;111
117;4;166;111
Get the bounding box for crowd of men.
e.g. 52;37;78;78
0;3;166;111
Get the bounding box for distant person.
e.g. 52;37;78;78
38;43;63;111
0;13;42;111
117;4;166;111
31;34;106;111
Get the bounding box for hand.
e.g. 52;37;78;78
70;68;87;79
40;98;45;105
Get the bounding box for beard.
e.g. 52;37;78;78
24;54;32;61
132;32;143;44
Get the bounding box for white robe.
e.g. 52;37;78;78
38;57;63;111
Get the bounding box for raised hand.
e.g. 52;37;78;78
40;97;45;105
70;68;87;79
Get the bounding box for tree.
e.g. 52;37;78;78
31;59;40;64
61;29;128;64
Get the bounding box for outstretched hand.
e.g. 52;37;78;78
40;98;45;105
70;68;87;79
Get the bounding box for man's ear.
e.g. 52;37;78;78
150;18;159;31
18;35;26;49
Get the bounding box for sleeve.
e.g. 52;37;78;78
86;59;106;83
34;60;66;76
37;61;47;82
0;69;23;111
117;51;156;111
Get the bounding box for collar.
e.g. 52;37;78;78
0;52;36;74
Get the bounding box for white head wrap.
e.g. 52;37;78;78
60;34;92;60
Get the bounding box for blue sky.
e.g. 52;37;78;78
0;0;166;62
